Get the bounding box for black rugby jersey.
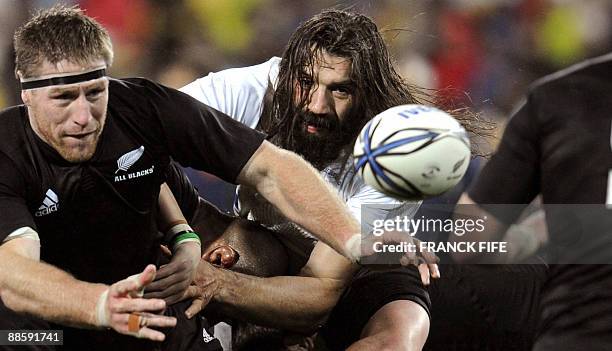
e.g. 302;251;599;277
0;77;264;282
468;53;612;348
469;53;612;252
0;77;264;350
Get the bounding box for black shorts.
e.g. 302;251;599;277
533;264;612;351
424;264;547;351
319;266;430;350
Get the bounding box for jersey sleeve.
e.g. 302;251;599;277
345;175;420;235
468;96;541;224
179;57;280;128
0;152;36;242
142;81;267;184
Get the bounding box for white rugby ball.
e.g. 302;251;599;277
353;104;471;200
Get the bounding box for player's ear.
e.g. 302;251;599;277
16;70;31;106
205;245;239;268
21;90;31;106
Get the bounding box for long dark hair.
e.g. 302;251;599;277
260;9;488;175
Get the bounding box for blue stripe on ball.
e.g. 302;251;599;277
354;122;438;197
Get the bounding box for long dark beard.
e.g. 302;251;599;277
289;111;357;169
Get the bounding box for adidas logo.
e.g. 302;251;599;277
35;189;59;217
202;328;215;343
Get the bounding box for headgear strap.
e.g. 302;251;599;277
20;68;106;90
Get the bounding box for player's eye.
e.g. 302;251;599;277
333;86;352;98
299;77;314;89
52;92;76;100
86;88;104;99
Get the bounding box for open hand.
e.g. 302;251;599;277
98;264;177;341
144;242;200;304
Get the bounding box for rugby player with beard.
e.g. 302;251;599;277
174;9;547;351
177;10;443;351
0;6;384;351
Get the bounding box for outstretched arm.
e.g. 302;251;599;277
0;235;176;341
185;241;357;333
237;141;361;260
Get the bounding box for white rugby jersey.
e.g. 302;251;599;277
181;58;420;257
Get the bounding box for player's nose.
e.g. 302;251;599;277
71;95;94;126
308;87;332;115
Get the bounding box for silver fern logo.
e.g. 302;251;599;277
115;146;145;173
113;146;154;183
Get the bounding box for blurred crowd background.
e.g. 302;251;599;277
1;0;611;209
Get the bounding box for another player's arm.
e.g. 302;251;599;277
451;99;541;263
146;183;201;304
186;241;356;333
0;234;175;340
158;183;202;262
237;141;361;260
450;193;509;263
451;193;547;263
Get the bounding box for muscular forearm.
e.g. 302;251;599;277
211;267;344;333
243;146;360;258
0;248;105;328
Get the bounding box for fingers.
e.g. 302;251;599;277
145;289;185;305
111;296;166;314
139;264;158;286
143;267;191;304
113;276;142;297
103;265;181;342
138;327;168;342
420;248;439;265
137;313;176;329
150;260;185;281
145;273;186;295
185;298;205;319
183;285;214;319
417;263;431;286
112;265;157;298
113;312;177;341
429;263;440;279
144;259;194;302
160;245;172;259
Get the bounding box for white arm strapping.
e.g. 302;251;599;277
2;226;40;243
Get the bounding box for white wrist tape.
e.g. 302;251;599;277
167;223;193;237
172;238;201;252
95;289;110;327
344;234;362;263
167;223;201;252
2;226;40;243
